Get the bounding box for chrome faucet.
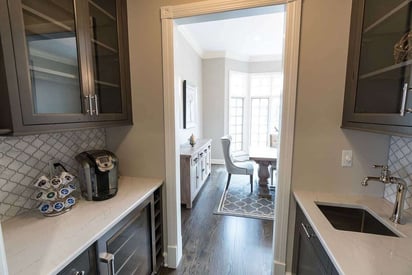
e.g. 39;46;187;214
362;165;408;224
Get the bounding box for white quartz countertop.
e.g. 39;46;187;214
294;190;412;275
2;176;163;275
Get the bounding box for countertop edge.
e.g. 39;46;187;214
292;190;412;275
2;176;164;275
52;178;163;274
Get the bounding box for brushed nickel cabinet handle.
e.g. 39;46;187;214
89;95;94;116
94;94;99;116
85;95;91;115
100;252;115;275
400;83;412;116
301;222;311;239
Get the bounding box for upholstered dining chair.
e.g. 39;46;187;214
221;136;254;192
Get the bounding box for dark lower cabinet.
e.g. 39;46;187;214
97;196;153;275
292;204;339;275
57;245;97;275
58;187;164;275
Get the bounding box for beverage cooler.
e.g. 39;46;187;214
97;196;154;275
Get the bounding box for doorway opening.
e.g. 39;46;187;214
161;1;301;274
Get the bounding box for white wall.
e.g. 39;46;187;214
174;26;203;146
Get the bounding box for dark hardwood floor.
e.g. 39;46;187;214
159;165;273;275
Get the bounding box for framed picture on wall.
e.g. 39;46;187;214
183;80;197;129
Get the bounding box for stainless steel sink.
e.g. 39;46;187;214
317;204;399;237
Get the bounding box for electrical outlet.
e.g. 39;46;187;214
341;150;352;167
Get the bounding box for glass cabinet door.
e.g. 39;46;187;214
345;0;412;126
87;0;128;119
356;0;412;114
9;0;91;124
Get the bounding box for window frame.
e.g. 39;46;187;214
228;70;283;152
228;96;245;151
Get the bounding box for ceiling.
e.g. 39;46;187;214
177;11;285;62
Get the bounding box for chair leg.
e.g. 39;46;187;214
226;174;232;190
250;174;253;193
271;169;274;186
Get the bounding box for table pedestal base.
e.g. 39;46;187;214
255;160;273;199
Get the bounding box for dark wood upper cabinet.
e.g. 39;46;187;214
342;0;412;135
0;0;131;135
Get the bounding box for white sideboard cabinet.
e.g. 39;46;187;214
180;139;212;208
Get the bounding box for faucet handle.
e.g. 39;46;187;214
373;165;391;181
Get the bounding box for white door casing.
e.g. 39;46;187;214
161;1;301;273
0;224;8;275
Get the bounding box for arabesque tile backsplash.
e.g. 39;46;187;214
0;129;105;222
1;129;410;221
385;135;412;209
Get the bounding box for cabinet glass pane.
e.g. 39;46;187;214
106;206;152;275
89;0;122;114
355;1;412;113
22;0;82;114
359;2;412;75
356;68;410;113
363;0;406;29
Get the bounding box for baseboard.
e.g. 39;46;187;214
212;159;224;165
165;244;182;269
273;260;286;275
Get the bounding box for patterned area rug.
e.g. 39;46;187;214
215;174;275;220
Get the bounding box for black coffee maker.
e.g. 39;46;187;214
75;150;119;201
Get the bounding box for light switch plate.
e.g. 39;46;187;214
341;150;353;167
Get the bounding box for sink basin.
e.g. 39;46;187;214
317;204;399;237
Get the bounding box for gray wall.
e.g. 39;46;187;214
249;60;282;72
202;58;226;160
285;0;389;271
174;27;203;146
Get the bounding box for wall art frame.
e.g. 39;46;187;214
183;80;197;129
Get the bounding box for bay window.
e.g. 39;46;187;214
228;70;282;152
